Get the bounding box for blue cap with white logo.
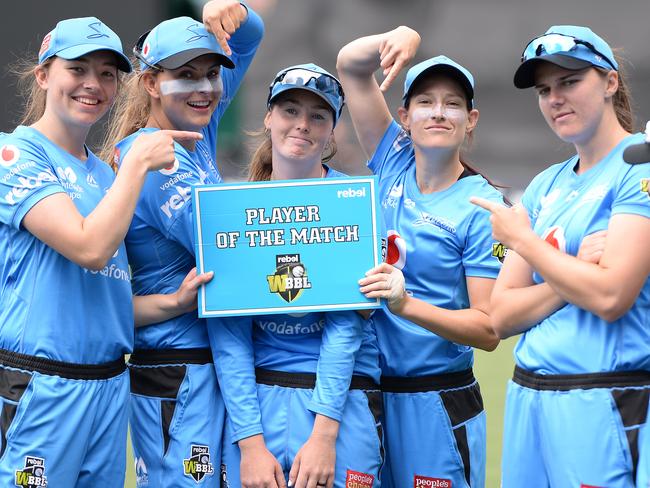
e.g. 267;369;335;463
268;63;345;125
38;17;132;73
403;56;475;108
514;25;618;88
134;17;234;71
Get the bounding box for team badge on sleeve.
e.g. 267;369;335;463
183;445;214;482
641;178;649;199
15;456;48;487
0;144;20;167
491;242;509;263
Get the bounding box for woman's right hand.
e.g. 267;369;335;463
576;230;607;264
122;130;203;173
239;435;287;488
377;26;421;92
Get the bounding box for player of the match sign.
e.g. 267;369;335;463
193;176;382;317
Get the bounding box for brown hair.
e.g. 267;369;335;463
247;108;337;182
607;50;634;133
11;57;50;126
99;64;153;170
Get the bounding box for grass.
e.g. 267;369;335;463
123;337;517;487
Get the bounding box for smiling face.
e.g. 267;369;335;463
399;74;478;151
146;53;223;132
265;89;334;167
36;51;119;129
533;62;618;145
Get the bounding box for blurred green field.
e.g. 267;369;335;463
123;337;517;487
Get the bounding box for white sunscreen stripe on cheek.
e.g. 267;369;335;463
159;78;222;96
410;108;438;123
411;106;466;123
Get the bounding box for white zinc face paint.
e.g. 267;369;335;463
410;105;467;124
159;77;223;96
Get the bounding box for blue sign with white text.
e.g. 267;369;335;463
193;176;381;317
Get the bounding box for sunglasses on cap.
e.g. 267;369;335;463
133;30;162;71
269;68;345;108
521;33;617;70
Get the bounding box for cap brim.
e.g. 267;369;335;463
513;55;592;88
56;45;132;73
157;48;235;70
623;143;650;165
404;65;474;105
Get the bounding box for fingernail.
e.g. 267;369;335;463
288;481;293;487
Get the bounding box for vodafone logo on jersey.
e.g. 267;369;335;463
414;475;451;487
0;145;20;167
386;230;406;269
160;158;179;176
542;226;566;253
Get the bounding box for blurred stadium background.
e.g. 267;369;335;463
2;1;648;486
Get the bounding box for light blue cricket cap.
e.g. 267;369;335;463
136;16;234;71
402;55;475;108
38;17;132;73
267;63;345;125
514;25;618;89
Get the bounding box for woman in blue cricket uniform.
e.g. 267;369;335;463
100;1;263;486
471;25;650;487
0;17;195;487
210;63;383;488
337;27;504;487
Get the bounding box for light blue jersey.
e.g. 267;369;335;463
0;126;132;363
369;121;503;377
115;9;264;350
517;133;650;374
210;166;381;442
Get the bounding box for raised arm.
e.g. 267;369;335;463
22;130;201;270
336;26;420;159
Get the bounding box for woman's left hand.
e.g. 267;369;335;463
174;267;214;313
203;0;248;55
359;263;406;312
469;197;535;251
288;433;336;488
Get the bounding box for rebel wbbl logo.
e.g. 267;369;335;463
15;456;47;487
183;445;214;483
267;254;312;303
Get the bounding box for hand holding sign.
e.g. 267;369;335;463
469;197;534;251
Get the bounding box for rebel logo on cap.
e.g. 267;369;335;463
0;145;20;167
